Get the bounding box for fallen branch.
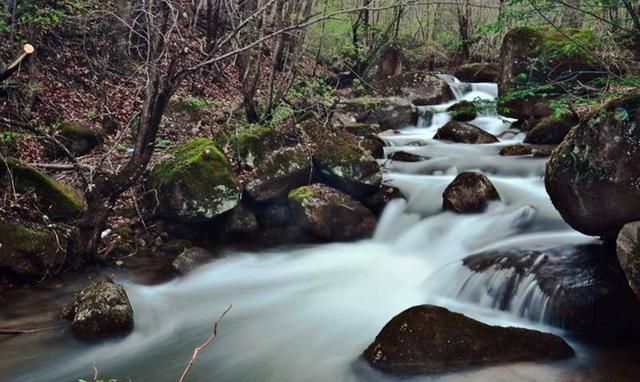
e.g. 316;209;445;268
0;324;64;335
28;162;95;171
0;44;34;83
178;304;232;382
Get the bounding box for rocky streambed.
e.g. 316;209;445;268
2;73;640;382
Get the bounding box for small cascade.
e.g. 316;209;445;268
438;74;473;100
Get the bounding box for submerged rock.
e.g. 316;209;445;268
301;121;382;198
443;172;500;213
245;146;311;202
524;112;578;144
447;101;478;122
0;223;64;279
545;94;640;238
376;72;454;105
388;151;426;162
151;138;240;222
0;159;85;220
363;304;574;375
454;63;499;83
435;121;499;144
288;184;376;241
464;244;640;335
617;222;640;301
172;247;217;274
63;279;134;340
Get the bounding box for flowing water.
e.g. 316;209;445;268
2;77;640;382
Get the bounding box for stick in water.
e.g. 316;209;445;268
178;304;233;382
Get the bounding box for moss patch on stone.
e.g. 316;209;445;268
0;223;61;277
288;185;315;203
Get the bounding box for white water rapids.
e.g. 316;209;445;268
6;77;635;382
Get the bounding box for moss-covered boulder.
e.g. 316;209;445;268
524;111;578;144
151;138;240;222
443;172;500;213
0;159;85;220
363;305;574;374
376;72;454;105
301;121;382;198
435;121;499;144
0;223;64;279
545;94;640;238
498;26;602;119
339;97;418;130
53;122;103;156
447;101;478;122
172;247;217;274
288;184;377;241
244;146;311;202
617;222;640;301
454;63;499;83
62;279;134;341
225;124;276;167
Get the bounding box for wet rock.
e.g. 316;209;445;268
363;304;574;375
524;112;578;144
288;184;377;241
52;122;103;156
464;244;640;335
301;121;382;198
156;239;192;257
340;97;418;130
150;138;240;222
224;204;260;238
443;172;500;213
388;151;426;162
0;223;64;280
0;159;85;220
341;122;380;137
500;144;556;157
362;185;402;216
545;94;640;238
172;247;217;274
245;146;311;202
62;279;134;340
617;221;640;300
447;101;478;122
454;63;499;83
376;72;454;105
435;121;499;144
359;136;385;159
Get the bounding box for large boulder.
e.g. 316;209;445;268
524;111;578;144
52;122;103;156
363;305;574;375
301;121;382;198
62;279;134;341
0;223;64;280
0;159;85;220
545;94;640;238
244;146;311;202
443;172;500;213
617;221;640;301
339;97;418;130
498;26;602;120
454;63;499;83
150;138;240;222
435;121;499;144
463;244;640;335
376;72;454;105
288;184;377;241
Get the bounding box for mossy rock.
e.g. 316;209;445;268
454;63;498;83
0;223;64;279
0;159;86;220
151;138;240;221
301;120;382;198
288;183;377;241
53;122;103;156
340;97;418;130
524;111;578;144
376;72;454;105
244;145;311;202
447;101;478;122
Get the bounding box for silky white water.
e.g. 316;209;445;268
5;77;624;382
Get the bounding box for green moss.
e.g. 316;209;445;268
3;159;85;219
0;223;54;254
0;223;60;277
288;186;315;203
227;124;274;159
151;138;240;219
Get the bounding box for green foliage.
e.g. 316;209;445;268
182;96;220;110
0;131;22;148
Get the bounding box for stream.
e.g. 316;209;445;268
2;76;640;382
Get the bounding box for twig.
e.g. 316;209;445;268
178;305;232;382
